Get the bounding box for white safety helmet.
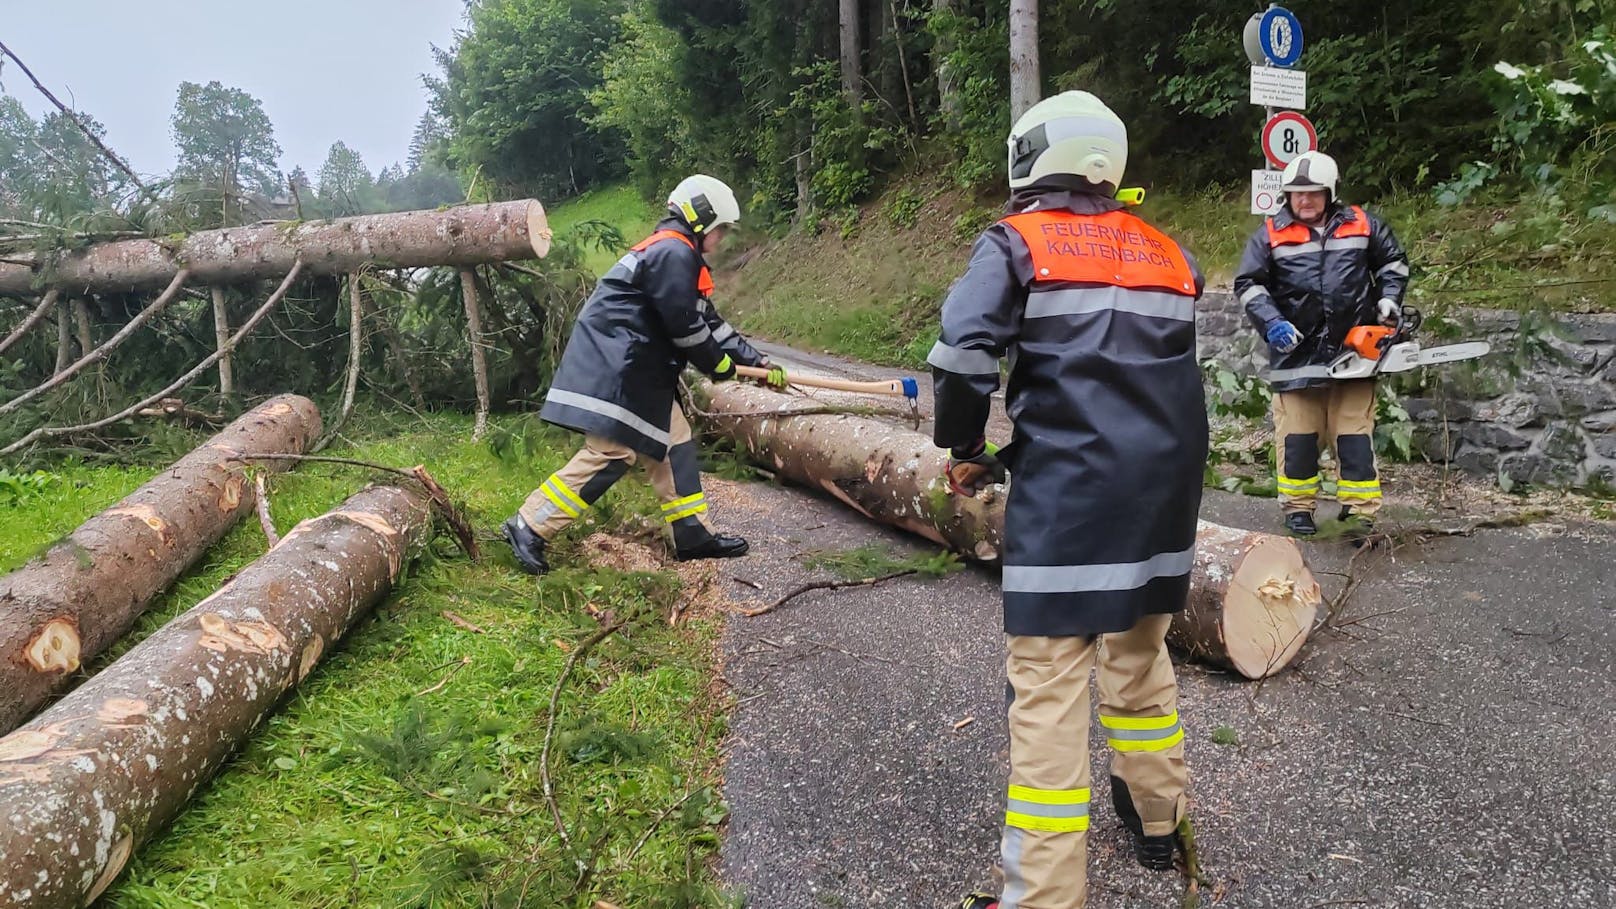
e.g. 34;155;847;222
1006;91;1128;193
1280;151;1340;201
667;175;741;234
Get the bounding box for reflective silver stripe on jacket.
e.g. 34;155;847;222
1271;241;1323;260
1239;284;1270;304
1265;364;1334;382
1378;260;1410;277
1328;236;1369;251
672;325;712;348
927;340;1000;375
1002;547;1195;593
611;253;639;276
712;322;737;342
544;389;671;446
1023;286;1194;322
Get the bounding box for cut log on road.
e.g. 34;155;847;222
0;485;431;908
698;380;1322;678
0;395;321;734
0;200;552;295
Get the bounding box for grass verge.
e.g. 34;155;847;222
7;409;736;909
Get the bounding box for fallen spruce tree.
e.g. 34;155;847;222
697;381;1322;679
0;200;551;295
0;484;432;909
0;395;321;734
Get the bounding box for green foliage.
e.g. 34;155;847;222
314;140;378;216
1203;360;1272;421
170;80;283;225
0;412;741;907
884;186;929;229
1488;25;1616;203
0;467;58;505
588;3;699;198
1210;725;1240;746
429;0;628;201
1375;388;1416;461
804;543;963;580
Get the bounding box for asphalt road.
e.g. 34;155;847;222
710;345;1616;909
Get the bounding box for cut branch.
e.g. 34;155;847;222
0;485;431;906
739;570;917;617
316;272;366;452
210;286;234;399
460;268;491;440
0;289;59;358
0;395;321;734
0;270;190;417
1;264;304;457
0;39;151;195
254;474;280;547
52;296;70;374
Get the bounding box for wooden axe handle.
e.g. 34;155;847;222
735;365;919;398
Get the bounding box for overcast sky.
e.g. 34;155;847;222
3;1;467;180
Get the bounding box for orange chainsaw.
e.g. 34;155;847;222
1325;306;1490;380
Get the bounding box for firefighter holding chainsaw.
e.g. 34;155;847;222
1235;151;1410;538
933;91;1208;909
502;175;785;574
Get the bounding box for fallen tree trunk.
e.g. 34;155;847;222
0;200;552;295
698;381;1322;678
0;484;431;908
0;395;321;734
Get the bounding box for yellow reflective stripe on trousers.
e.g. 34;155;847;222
664;502;709;523
661;492;705;511
1277;474;1321;494
541;477;584;518
1100;711;1184;752
1004;785;1091;833
1337;479;1383;500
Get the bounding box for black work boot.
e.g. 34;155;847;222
1285;511;1317;537
675;533;750;561
956;894;998;909
502;517;551;575
1112;775;1180;872
1338;506;1377;547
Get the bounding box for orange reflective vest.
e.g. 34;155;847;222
1000;209;1198;295
632;230;716;297
1266;205;1370;247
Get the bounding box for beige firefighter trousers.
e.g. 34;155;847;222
998;613;1188;909
517;402;714;549
1273;379;1382;517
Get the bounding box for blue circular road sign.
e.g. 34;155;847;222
1259;6;1304;68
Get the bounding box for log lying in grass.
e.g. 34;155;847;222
0;395;321;734
0;200;552;295
0;484;432;909
698;380;1322;679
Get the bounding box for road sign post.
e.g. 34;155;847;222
1242;5;1314;216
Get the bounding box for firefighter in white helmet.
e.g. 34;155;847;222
1234;151;1410;540
502;175;783;574
935;90;1207;909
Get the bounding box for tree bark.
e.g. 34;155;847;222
840;0;864;113
317;272;366;452
209;286;234;400
697;381;1322;679
932;0;962;129
0;485;430;908
0;201;552;296
1009;0;1042;121
0;394;322;734
459;268;491;440
0;290;60;359
53;297;72;375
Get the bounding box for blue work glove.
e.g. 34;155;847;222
946;439;1006;497
1265;320;1303;354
